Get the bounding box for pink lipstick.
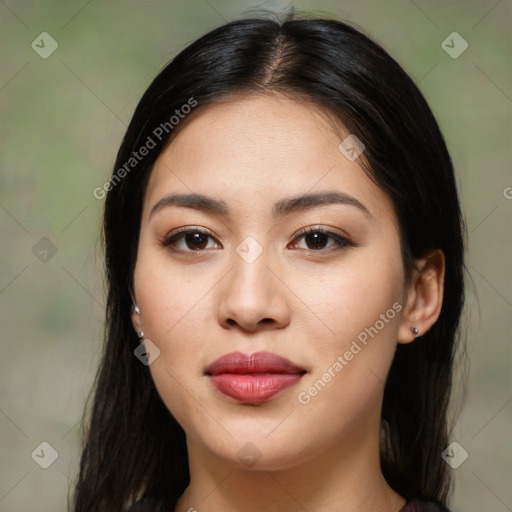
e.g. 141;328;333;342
205;351;306;404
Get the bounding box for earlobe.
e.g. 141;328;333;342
398;249;445;344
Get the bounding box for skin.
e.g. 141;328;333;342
131;94;445;512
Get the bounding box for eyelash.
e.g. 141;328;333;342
161;225;355;254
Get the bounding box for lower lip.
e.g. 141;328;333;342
208;373;303;403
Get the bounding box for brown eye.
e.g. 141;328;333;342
291;227;354;251
302;231;330;250
163;228;220;252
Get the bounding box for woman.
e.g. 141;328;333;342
73;12;465;512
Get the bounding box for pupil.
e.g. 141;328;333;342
306;232;327;249
186;232;207;250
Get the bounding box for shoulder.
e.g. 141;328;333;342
400;499;451;512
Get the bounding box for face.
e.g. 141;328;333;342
132;94;410;470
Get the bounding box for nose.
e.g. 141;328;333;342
216;245;291;333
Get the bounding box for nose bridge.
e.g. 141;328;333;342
229;235;274;304
217;235;290;330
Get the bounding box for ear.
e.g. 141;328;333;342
398;249;445;344
131;303;143;338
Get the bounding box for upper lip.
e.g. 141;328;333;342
205;351;306;375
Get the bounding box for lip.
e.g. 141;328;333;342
205;351;306;404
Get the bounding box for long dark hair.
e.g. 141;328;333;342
73;11;466;512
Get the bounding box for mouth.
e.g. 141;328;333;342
205;351;307;404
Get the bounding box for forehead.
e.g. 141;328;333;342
144;94;397;226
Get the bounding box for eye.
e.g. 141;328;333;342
162;227;221;252
290;226;354;251
162;226;354;254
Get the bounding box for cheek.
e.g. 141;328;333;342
289;252;405;420
291;252;405;351
138;299;208;434
133;256;215;419
134;249;212;343
137;287;208;372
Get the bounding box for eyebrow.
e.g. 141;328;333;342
149;191;372;219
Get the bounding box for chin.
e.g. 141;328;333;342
197;433;314;472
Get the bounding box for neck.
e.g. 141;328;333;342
174;425;405;512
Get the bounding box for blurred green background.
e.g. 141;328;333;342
0;1;510;511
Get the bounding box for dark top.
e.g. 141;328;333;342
128;498;450;511
400;500;451;512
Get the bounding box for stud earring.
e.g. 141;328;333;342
133;305;140;315
411;326;419;336
137;330;144;340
